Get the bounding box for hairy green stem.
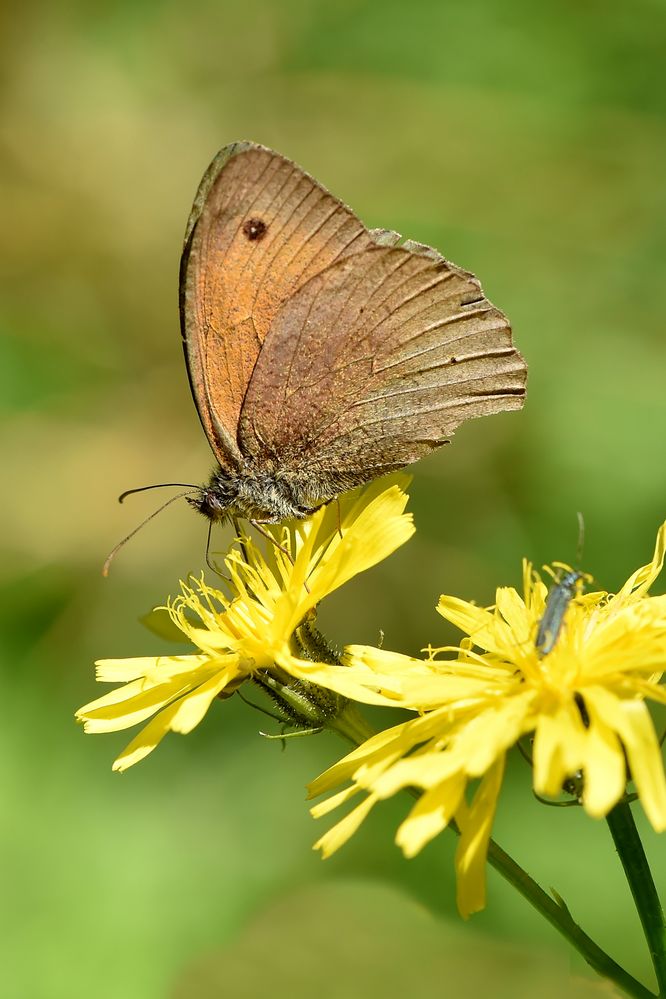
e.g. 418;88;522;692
484;837;654;999
607;801;666;996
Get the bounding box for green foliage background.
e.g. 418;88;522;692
2;1;665;995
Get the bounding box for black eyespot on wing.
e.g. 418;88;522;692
242;217;268;241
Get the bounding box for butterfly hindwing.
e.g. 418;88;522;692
238;243;525;496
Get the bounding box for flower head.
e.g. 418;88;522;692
309;524;666;916
76;476;415;771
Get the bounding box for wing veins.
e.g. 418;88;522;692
373;303;497;361
204;157;290;393
317;395;510;436
351;263;455;359
197;153;274;337
375;323;509;372
201;153;277;328
255;202;350;307
346;368;524;406
284;349;522;455
233;173;320;324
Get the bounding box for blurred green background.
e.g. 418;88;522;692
2;1;665;996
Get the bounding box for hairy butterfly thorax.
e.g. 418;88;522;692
188;467;322;523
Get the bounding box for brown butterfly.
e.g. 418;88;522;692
177;140;526;527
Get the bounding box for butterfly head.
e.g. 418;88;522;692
188;472;238;522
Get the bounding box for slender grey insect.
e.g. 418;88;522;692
535;569;587;657
535;514;592;658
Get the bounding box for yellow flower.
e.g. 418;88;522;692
76;476;415;771
309;523;666;917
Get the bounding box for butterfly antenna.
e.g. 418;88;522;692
118;482;198;503
575;511;585;567
103;490;196;576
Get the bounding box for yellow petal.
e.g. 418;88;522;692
344;645;505;709
94;653;212;686
495;586;530;641
281;654;407;705
313;794;379;858
437;596;498;649
94;657;168;683
614;521;666;604
310;783;361;818
307;721;414;798
452;691;534;776
308;711;451;799
585;686;666;830
632;680;666;705
532;703;587;797
111;700;183;772
168;669;234;734
396;773;466;857
275;479;415;637
372;750;464;797
390;675;503;711
76;678;190;733
578;702;625;817
343;645;432;678
455;756;505;918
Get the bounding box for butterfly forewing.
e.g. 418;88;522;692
180;142;374;470
238;244;525;492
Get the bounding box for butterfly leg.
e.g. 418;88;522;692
327;495;344;539
249;519;294;562
260;726;323;742
250;519;312;595
231;515;253;566
204;519;231;579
